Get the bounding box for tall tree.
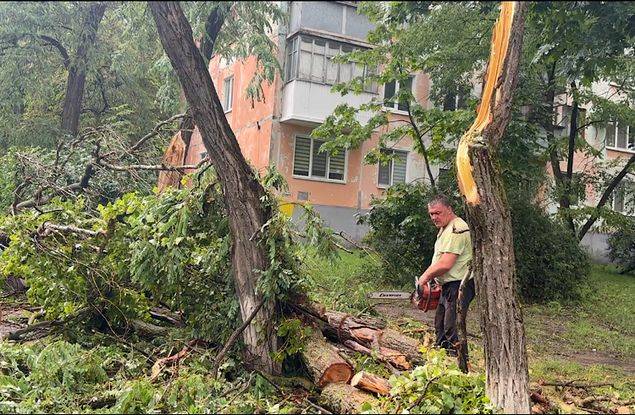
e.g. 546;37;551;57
456;2;530;412
60;2;106;137
148;2;279;374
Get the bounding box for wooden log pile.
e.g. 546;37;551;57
287;297;424;413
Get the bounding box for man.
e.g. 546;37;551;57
418;194;475;355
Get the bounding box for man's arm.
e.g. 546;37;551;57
418;253;458;286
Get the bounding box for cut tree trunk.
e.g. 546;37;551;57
319;382;378;413
350;371;391;396
456;2;531;413
149;2;279;374
301;331;353;387
61;2;106;136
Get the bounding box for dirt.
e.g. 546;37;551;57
371;301;635;376
0;298;29;339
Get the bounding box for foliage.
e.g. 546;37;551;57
509;196;590;302
608;219;635;274
0;337;296;413
367;348;494;414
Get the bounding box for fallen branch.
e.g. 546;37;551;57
5;307;89;341
407;375;440;411
211;298;265;379
540;381;616;389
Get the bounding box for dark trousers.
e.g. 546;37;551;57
434;278;476;351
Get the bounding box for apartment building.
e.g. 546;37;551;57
160;1;632;258
548;81;634;261
172;1;437;240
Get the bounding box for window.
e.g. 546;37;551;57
378;149;408;187
605;121;634;151
200;151;208;160
610;181;634;215
383;77;413;112
222;77;233;112
293;136;346;182
442;88;469;111
285;35;378;93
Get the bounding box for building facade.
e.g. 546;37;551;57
179;1;438;240
164;1;633;259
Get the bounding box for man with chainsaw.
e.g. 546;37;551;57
417;194;475;356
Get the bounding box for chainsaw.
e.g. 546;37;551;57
367;279;442;312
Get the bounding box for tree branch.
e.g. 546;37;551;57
37;34;70;68
577;154;635;240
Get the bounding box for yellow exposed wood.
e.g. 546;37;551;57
456;2;516;205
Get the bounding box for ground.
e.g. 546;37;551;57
304;251;635;414
1;251;634;413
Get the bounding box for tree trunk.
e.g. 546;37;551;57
350;371;391;396
319;382;378;413
456;3;530;413
61;2;106;137
301;331;353;387
149;2;279;374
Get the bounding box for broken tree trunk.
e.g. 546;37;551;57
351;371;391;396
149;2;279;374
301;331;353;387
319;382;378;413
455;2;530;413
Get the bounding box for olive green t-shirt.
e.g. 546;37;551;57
432;217;472;285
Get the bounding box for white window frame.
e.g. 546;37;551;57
606;121;635;153
610;180;635;216
382;77;414;115
223;76;234;113
291;135;348;184
285;35;378;94
377;148;408;188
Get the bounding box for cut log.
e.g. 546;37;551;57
319;382;378;413
301;332;353;387
343;340;410;370
322;311;420;363
351;371;391;396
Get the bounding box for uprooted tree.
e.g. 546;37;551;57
456;2;530;413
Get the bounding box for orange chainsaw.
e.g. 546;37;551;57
367;279;442;312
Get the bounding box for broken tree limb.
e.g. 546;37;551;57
319;382;378;414
211;298;265;379
301;331;353;387
351;371;391;396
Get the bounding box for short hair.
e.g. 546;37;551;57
428;194;453;209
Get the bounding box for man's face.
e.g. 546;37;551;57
428;202;454;228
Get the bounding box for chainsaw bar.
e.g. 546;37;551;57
367;291;412;300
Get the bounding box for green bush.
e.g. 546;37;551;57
509;197;590;302
361;182;590;302
607;219;635;274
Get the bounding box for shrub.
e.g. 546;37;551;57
607;219;635;274
361;182;590;302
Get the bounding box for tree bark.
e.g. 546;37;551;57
319;382;378;413
457;3;530;413
61;2;106;137
149;2;279;373
301;331;353;387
